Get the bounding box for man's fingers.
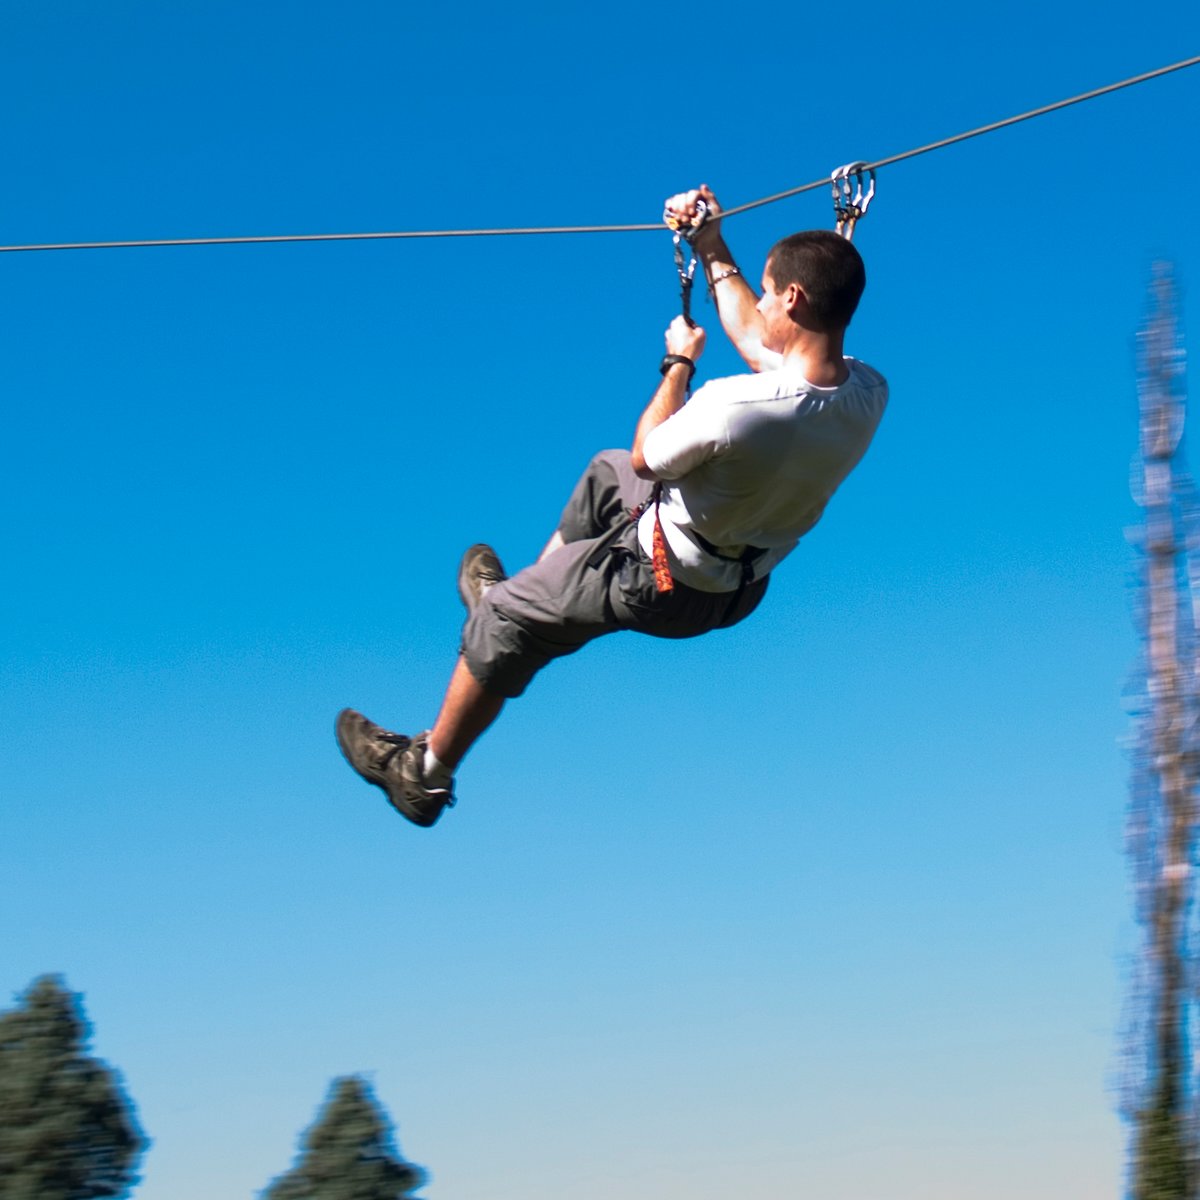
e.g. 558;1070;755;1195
664;316;706;361
664;187;708;223
664;186;721;216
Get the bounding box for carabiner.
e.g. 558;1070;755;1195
664;199;710;327
830;162;876;240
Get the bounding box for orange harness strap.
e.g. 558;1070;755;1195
628;482;674;594
650;493;674;593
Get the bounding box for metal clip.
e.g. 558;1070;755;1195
664;199;710;326
830;162;875;241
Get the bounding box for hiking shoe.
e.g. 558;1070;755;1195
335;709;454;828
458;543;508;611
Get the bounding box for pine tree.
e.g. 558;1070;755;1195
263;1076;426;1200
0;975;146;1200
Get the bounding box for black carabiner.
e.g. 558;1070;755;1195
664;199;711;327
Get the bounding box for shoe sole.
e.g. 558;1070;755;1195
334;709;443;829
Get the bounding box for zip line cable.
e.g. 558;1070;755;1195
2;54;1198;256
717;53;1200;221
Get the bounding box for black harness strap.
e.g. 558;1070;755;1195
620;498;767;609
691;531;768;616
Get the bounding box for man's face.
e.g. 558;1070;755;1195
756;261;793;352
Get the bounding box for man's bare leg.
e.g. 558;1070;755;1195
429;655;505;770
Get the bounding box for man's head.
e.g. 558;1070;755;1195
763;231;866;334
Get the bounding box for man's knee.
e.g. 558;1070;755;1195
590;447;632;472
558;449;648;545
460;534;624;696
460;598;546;699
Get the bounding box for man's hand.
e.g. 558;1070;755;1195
663;184;723;249
665;315;705;362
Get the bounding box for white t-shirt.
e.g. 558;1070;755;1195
639;357;888;592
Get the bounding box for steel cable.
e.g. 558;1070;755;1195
1;54;1197;256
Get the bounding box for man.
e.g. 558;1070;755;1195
336;184;889;827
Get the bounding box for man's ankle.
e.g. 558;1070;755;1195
423;741;454;786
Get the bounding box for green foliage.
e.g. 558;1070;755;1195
263;1076;426;1200
1132;1090;1194;1200
0;975;146;1200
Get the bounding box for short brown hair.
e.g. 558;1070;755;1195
766;231;866;331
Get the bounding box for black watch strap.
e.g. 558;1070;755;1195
660;354;695;384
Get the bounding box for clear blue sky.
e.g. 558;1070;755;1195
3;3;1199;1198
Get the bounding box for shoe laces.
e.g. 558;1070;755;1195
475;561;506;587
370;729;411;770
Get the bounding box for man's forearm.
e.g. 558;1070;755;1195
631;362;692;479
694;231;768;370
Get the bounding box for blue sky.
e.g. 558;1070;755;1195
3;3;1200;1198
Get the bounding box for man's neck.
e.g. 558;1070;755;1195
780;330;849;388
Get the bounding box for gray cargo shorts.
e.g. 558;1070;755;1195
460;449;769;698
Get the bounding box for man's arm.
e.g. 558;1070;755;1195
663;184;779;373
631;316;706;480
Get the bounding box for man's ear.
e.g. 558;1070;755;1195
785;282;807;316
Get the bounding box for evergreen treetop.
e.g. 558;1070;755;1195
263;1075;426;1200
0;975;146;1200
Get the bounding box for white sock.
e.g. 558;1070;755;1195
423;744;454;787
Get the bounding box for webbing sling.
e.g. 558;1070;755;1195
626;484;674;594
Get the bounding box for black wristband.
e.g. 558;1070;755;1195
660;354;695;384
